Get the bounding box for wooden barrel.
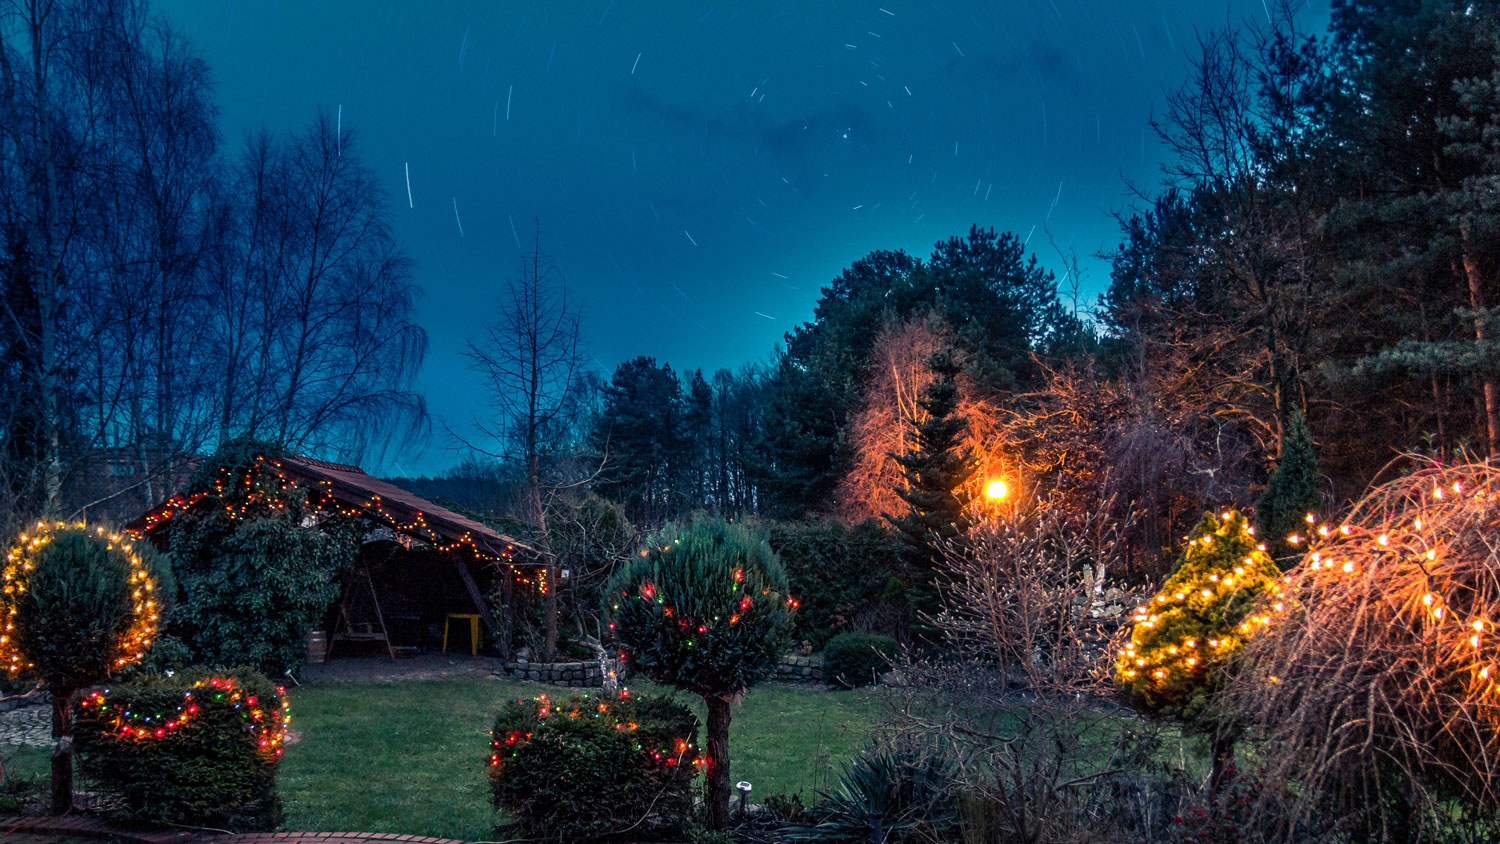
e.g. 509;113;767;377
305;630;329;664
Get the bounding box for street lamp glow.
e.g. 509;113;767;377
986;479;1010;501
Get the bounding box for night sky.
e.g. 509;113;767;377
152;0;1326;475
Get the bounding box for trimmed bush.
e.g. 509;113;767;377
488;691;700;842
823;632;899;689
0;521;168;813
73;668;288;830
607;515;795;829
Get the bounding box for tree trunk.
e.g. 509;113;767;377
704;693;733;830
50;688;73;814
1460;222;1499;456
1207;732;1236;797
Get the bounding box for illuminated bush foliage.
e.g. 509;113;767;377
1115;510;1281;723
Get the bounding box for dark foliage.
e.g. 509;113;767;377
151;440;354;676
487;692;699;842
781;747;956;844
822;632;899;689
762;518;905;646
73;668;287;830
885;351;976;621
1254;409;1323;566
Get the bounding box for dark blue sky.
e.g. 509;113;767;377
153;0;1326;475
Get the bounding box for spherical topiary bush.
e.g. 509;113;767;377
823;632;899;689
488;691;699;842
1;521;165;812
607;515;796;829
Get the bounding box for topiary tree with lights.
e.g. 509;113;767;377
1;521;168;813
606;516;796;830
1114;510;1281;792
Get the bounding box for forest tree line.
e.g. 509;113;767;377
7;0;1500;589
414;0;1500;584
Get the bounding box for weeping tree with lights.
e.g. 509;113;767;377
1114;510;1282;793
1232;458;1500;840
607;516;795;830
1;522;168;813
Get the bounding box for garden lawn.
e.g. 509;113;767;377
278;678;888;840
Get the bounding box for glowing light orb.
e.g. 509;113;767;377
985;479;1010;501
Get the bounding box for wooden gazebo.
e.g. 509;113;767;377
126;454;543;659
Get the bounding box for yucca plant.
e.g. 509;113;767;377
607;515;795;829
783;747;957;843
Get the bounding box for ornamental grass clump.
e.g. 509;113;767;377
1;521;168;813
487;691;700;842
1231;457;1500;839
607;515;795;830
73;668;288;830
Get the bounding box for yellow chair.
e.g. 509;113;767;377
443;613;482;656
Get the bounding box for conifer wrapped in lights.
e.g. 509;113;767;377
1114;510;1282;721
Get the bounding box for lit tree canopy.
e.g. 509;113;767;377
1232;458;1500;836
2;520;168;813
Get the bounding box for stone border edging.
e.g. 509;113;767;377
776;654;822;682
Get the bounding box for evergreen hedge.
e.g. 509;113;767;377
823;632;899;689
73;668;287;830
488;692;700;842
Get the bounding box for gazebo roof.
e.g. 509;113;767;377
126;453;539;565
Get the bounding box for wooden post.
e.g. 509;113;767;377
453;558;498;642
500;566;515;661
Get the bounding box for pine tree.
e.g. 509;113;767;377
1255;410;1322;568
886;351;976;619
1115;510;1281;791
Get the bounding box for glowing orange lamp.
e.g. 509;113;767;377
985;479;1010;501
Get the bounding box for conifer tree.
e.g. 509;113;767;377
1115;510;1281;791
1255;410;1322;567
886;351;976;620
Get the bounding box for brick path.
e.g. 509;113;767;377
0;815;481;843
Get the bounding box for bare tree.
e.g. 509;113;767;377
465;222;586;661
1;2;427;530
890;500;1176;844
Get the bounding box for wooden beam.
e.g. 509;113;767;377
453;558;499;637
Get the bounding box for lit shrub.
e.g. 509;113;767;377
1;521;168;813
488;691;700;842
73;668;288;830
823;632;898;689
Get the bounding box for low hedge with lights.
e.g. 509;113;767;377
488;691;700;842
73;667;288;830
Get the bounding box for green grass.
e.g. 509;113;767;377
278;678;886;840
0;679;886;839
